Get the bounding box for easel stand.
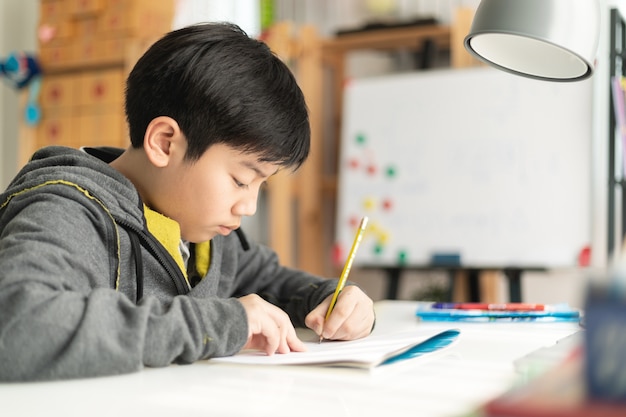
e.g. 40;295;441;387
377;266;532;303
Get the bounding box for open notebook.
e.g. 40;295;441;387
211;328;459;369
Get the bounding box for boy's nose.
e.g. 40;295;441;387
234;193;258;217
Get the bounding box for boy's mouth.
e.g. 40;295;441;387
218;225;236;236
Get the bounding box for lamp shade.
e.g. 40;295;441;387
464;0;600;82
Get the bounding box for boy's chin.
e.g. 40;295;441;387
184;231;219;243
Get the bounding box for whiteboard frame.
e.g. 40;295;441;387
335;67;592;269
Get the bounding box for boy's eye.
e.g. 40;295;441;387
233;177;248;188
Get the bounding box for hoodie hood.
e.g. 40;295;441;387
3;146;145;231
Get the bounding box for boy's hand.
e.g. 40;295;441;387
305;285;375;341
238;294;306;355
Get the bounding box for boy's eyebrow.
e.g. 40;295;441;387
240;160;277;178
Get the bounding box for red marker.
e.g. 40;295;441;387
432;302;545;311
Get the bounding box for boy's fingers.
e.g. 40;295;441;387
274;322;291;354
310;286;375;341
321;292;358;339
240;294;304;355
244;315;280;355
264;326;280;356
286;327;307;353
305;301;329;336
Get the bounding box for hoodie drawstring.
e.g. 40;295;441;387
128;232;144;303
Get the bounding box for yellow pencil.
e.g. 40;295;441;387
320;216;368;343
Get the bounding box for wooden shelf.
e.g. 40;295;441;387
322;24;451;54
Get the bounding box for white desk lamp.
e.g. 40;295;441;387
464;0;600;82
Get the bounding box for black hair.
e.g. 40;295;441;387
124;22;309;170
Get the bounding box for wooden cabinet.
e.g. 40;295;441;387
20;0;174;164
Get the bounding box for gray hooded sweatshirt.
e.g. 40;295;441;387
0;146;338;381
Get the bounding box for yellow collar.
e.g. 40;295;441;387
143;204;187;281
142;205;211;283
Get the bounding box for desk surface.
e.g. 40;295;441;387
0;300;581;417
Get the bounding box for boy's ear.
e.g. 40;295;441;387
143;116;185;168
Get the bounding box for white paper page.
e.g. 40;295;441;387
211;328;450;368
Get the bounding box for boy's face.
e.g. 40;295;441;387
155;143;279;243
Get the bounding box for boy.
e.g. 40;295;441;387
0;23;374;381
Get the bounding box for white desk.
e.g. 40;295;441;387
0;300;581;417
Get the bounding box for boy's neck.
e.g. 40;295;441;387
109;148;157;210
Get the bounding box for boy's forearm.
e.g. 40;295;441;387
0;284;248;381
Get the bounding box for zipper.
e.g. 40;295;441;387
114;216;190;295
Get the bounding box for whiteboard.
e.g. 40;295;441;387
335;67;592;268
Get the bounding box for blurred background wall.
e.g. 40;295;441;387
0;0;38;189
